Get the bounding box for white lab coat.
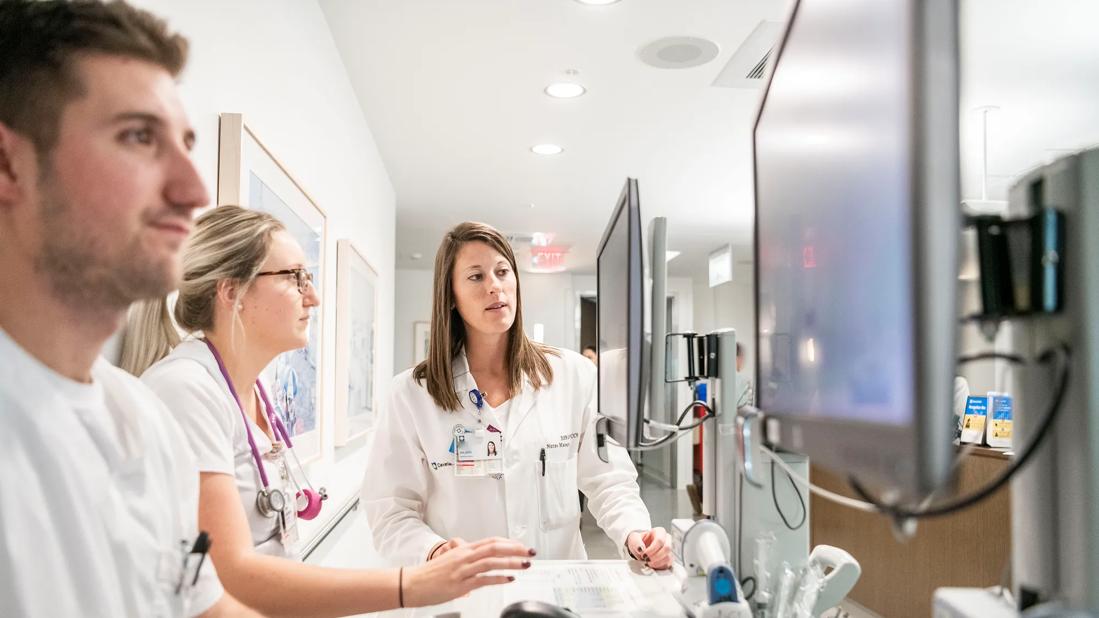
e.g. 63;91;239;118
362;348;652;566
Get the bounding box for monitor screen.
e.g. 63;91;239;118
753;0;959;492
755;0;915;426
597;179;643;447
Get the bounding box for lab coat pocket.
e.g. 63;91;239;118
539;454;581;530
154;543;185;617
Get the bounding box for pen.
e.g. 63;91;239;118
540;448;546;477
190;531;211;587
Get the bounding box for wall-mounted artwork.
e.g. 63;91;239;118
334;240;378;446
413;321;430;365
218;113;326;462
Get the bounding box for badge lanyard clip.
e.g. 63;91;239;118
469;388;485;423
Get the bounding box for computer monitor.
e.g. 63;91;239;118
753;0;960;493
597;178;645;447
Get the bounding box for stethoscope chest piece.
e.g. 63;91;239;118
256;487;288;518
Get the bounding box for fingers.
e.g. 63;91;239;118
461;574;517;594
455;556;532;579
641;526;666;545
641;530;668;560
467;536;524;551
462;539;534;562
626;532;645;559
648;555;673;569
446;537;468;550
646;544;674;570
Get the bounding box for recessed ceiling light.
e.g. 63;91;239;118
545;82;586;99
574;0;620;5
410;252;423;260
531;144;564;155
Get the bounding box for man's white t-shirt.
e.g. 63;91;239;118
0;327;223;617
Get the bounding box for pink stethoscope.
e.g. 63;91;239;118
203;339;327;521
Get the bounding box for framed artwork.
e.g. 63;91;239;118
217;113;326;462
413;321;430;365
334;240;378;446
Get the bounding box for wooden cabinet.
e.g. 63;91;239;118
809;448;1012;618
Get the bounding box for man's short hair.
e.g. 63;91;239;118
736;342;744;357
0;0;189;154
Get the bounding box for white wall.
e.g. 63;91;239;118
134;0;396;548
393;268;434;374
692;260;756;381
520;273;574;349
392;269;576;375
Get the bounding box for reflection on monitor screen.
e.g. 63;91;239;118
599;207;629;431
752;0;958;492
755;0;914;426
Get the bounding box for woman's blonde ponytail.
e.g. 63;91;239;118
119;295;181;376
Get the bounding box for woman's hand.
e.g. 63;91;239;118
403;537;535;607
428;536;468;560
626;527;673;570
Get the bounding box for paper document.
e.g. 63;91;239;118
497;563;647;614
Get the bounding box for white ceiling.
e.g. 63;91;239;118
958;0;1099;204
319;0;786;276
319;0;1099;277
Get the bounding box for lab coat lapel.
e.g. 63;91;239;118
505;378;537;445
451;353;477;413
452;349;537;441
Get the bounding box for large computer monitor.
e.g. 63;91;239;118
597;178;645;447
753;0;960;493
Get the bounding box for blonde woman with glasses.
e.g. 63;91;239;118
362;222;672;570
121;206;532;617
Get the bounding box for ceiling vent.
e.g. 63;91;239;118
712;21;784;89
639;36;721;69
505;232;535;246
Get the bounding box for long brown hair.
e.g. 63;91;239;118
413;221;558;411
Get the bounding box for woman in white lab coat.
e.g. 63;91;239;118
362;222;672;569
121;206;533;617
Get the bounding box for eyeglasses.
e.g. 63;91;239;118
255;267;314;295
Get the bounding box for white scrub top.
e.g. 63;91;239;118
142;338;294;558
362;347;652;566
0;327;223;617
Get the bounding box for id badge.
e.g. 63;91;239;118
280;501;299;547
452;424;485;477
453;424;482;462
483;425;504;475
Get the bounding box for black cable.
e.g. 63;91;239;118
740;575;756;601
849;343;1071;520
637;399;715;448
771;458;807;530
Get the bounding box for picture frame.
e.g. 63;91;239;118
334;240;378;446
217;113;326;463
413;321;430;365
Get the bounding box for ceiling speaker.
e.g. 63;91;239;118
639;36;720;69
